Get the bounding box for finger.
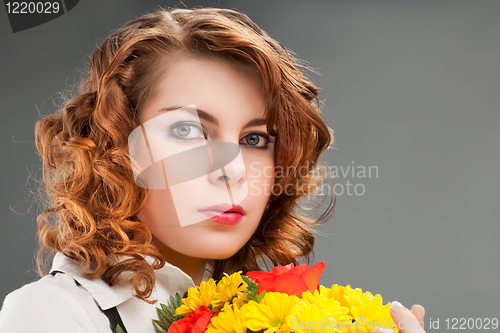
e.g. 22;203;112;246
411;304;425;323
390;301;426;333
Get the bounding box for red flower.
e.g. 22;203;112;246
246;262;326;297
168;306;212;333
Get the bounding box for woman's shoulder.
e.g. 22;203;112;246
2;271;86;306
0;273;108;332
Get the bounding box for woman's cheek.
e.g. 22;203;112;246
244;153;275;198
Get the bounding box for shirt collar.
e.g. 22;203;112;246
50;252;199;310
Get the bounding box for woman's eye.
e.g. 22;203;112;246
176;125;191;137
170;122;205;140
242;132;270;149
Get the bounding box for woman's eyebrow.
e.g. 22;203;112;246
159;106;219;125
159;106;267;130
242;118;266;129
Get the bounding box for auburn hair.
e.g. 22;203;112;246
35;7;335;304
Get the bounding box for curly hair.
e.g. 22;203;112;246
35;7;335;304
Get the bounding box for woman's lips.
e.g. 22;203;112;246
198;204;244;225
199;210;243;225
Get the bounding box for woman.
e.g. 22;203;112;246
0;7;425;333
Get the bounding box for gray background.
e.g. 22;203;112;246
1;0;499;331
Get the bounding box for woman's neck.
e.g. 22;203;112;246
151;235;207;286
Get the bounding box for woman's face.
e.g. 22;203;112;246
135;56;275;260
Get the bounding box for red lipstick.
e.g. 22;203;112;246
199;204;244;225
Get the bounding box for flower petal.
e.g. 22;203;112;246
271;263;294;275
300;261;325;292
273;273;309;297
287;263;309;275
256;276;279;294
246;270;274;282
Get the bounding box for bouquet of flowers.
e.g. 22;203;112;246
140;262;399;333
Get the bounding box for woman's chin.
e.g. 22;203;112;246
186;246;243;261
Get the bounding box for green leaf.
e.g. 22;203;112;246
158;304;181;324
153;319;170;331
168;295;177;308
242;275;259;299
161;303;176;317
175;293;182;307
243;275;266;303
169;292;184;309
115;324;125;333
156;308;173;324
256;290;266;303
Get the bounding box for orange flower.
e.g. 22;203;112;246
246;262;326;297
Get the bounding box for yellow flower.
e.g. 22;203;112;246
319;284;354;310
231;296;246;308
287;301;347;333
344;290;399;333
245;292;300;332
211;271;248;310
175;279;217;316
207;303;247;333
301;290;351;324
317;285;399;333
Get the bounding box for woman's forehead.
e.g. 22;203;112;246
139;57;266;125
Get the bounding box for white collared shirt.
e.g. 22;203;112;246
0;252;212;332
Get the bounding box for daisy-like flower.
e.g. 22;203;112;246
245;292;300;332
287;301;347;333
206;303;247;333
175;279;217;316
319;284;353;310
301;290;351;324
211;271;248;310
344;290;399;333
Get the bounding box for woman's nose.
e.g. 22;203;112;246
207;141;246;187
